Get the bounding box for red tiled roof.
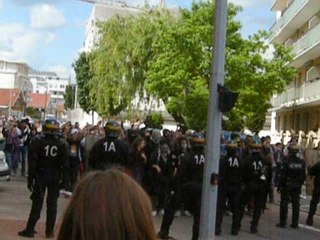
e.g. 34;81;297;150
28;93;51;109
0;89;21;108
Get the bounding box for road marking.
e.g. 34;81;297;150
299;224;320;233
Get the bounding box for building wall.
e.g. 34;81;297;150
0;60;33;116
270;0;320;146
84;3;140;51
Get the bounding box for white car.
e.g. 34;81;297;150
0;139;10;181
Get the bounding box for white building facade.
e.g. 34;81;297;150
84;2;140;52
0;60;32;93
0;60;33;116
270;0;320;146
28;69;70;116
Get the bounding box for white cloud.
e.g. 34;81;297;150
30;4;66;30
12;0;64;6
0;23;55;64
48;65;70;78
229;0;270;8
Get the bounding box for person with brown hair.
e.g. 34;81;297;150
57;169;157;240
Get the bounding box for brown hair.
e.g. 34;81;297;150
57;169;157;240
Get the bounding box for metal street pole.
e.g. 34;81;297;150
200;0;228;239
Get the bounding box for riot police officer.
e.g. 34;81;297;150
88;120;129;170
306;160;320;226
18;119;69;238
158;131;205;240
276;140;306;228
239;135;271;234
216;135;243;236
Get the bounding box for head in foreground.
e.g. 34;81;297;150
57;169;157;240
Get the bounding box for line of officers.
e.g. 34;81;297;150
18;119;320;239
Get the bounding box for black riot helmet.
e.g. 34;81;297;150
191;131;205;149
104;120;121;139
42;119;60;135
250;135;262;153
288;140;299;155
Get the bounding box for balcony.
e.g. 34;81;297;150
290;22;320;68
270;0;319;43
271;77;320;110
271;0;288;11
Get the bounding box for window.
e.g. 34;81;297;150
309;16;320;30
306;66;320;83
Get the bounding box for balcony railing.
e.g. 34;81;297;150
272;77;320;109
291;21;320;58
270;0;307;39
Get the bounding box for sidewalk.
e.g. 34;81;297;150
1;175;319;240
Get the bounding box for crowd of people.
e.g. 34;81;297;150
1;116;320;239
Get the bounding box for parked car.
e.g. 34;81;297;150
0;138;10;181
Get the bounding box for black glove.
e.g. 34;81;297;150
27;177;35;192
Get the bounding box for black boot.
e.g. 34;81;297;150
157;230;169;239
215;227;221;236
306;216;313;226
250;226;257;234
18;229;34;238
46;231;54;238
276;222;286;228
231;228;239;235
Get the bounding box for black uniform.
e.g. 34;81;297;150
158;147;205;240
239;151;271;233
148;144;175;212
216;149;242;235
307;161;320;225
277;151;306;228
20;133;69;237
88;137;129;170
179;147;205;240
157;151;186;239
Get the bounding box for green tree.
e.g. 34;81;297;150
87;1;295;132
146;1;295;131
90;9;175;117
64;85;75;109
73;52;95;113
26;107;40;119
145;112;164;129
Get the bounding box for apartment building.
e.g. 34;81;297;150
28;68;70;118
84;2;141;52
0;60;33;117
270;0;320;147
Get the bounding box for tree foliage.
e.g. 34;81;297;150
145;112;164;129
64;85;75;109
84;0;295;132
73;52;95;113
146;1;295;131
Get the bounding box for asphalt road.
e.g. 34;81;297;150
1;174;319;240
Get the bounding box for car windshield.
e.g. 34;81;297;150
0;139;5;151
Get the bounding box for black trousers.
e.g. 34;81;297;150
160;188;182;236
239;181;267;229
279;186;301;226
26;176;60;234
216;184;241;231
160;181;202;240
308;184;320;217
